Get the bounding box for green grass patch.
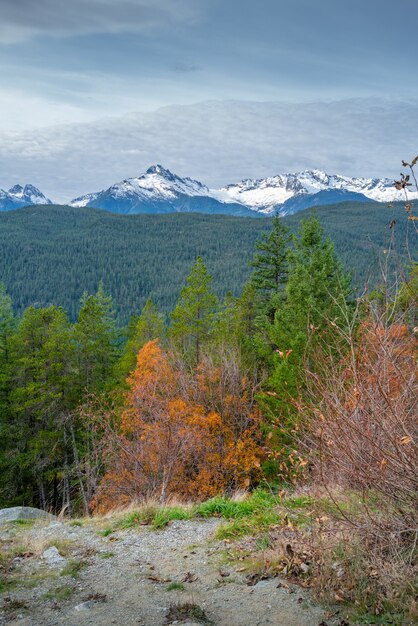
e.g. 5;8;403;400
60;559;88;578
116;506;158;529
282;495;315;509
166;582;185;591
97;527;113;537
216;510;280;539
194;489;277;520
152;507;192;529
8;519;36;527
43;585;74;601
0;577;18;593
68;520;83;527
98;551;114;559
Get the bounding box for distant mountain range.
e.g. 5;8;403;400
0;184;52;210
1;165;414;215
69;165;415;215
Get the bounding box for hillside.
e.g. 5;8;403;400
0;201;413;323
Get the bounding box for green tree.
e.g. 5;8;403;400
116;298;165;383
9;306;75;509
250;215;291;321
169;257;218;366
261;217;351;475
0;284;17;505
74;283;119;395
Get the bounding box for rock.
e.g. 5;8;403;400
0;506;56;524
42;546;67;567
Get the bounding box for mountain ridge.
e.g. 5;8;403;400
69;165;413;216
0;184;51;211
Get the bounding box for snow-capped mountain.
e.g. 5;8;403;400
212;169;413;215
70;165;255;216
0;184;52;211
69;165;414;216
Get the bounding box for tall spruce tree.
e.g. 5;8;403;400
116;298;165;383
0;284;17;505
9;306;75;509
169;257;218;366
261;217;351;472
250;215;291;321
74;283;118;395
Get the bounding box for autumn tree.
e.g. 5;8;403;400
95;340;263;510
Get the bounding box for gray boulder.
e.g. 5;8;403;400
42;546;67;567
0;506;57;524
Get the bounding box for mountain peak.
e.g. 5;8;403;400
145;164;174;177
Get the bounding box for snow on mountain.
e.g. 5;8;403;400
213;169;414;214
71;165;209;207
70;165;256;216
0;184;52;210
69;165;415;216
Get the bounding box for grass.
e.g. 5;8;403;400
97;527;114;537
98;551;114;559
60;559;88;578
43;585;75;601
216;510;280;539
165;602;213;624
166;581;185;591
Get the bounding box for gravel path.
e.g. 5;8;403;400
0;518;337;626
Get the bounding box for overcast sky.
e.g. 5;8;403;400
1;0;417;198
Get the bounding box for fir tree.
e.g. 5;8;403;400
169;257;218;366
250;215;291;321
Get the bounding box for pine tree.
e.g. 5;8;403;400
9;306;75;508
250;215;291;321
169;257;218;366
0;284;17;505
261;217;351;477
74;283;119;395
116;299;165;382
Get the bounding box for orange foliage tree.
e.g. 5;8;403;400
94;340;263;510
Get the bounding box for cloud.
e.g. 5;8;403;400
0;0;201;43
0;98;417;202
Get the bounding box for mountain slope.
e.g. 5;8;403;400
70;165;257;216
214;169;412;214
0;202;412;323
69;165;412;216
0;184;52;211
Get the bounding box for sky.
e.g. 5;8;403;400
1;0;417;199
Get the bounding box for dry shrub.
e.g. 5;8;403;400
304;312;417;540
297;304;417;618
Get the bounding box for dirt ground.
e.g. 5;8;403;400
0;517;342;626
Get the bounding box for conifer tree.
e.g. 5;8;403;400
116;298;165;382
9;306;75;508
250;215;291;321
0;284;17;505
261;217;351;476
169;257;218;366
74;282;118;394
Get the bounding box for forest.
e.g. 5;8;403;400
0;200;416;620
0;200;410;323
